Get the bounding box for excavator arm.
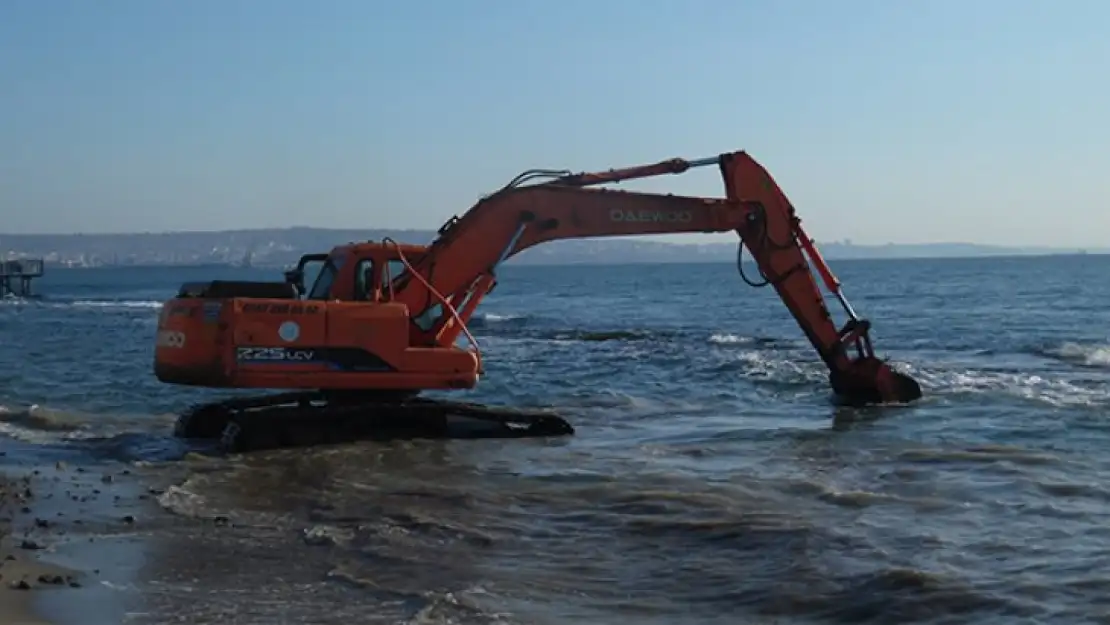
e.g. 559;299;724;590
386;150;922;405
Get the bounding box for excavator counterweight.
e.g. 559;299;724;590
154;149;922;453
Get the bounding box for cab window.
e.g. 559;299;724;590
354;259;377;301
388;262;412;293
382;260;406;285
307;255;346;300
414;303;444;331
380;260;406;298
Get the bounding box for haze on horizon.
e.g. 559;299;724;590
2;0;1107;247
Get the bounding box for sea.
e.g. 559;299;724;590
1;255;1110;625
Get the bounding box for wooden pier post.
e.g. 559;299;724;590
0;258;44;297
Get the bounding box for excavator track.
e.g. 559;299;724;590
173;391;575;454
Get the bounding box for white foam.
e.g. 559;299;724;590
1046;342;1110;368
0;298;163;311
479;313;525;322
70;299;163;310
731;350;818;381
708;333;754;345
905;363;1110;408
156;484;209;518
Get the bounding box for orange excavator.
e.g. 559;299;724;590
154;150;923;452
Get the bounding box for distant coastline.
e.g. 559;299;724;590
0;227;1105;269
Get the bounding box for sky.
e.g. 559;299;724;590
1;0;1108;247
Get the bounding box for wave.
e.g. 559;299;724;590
901;363;1110;408
0;403;86;435
475;312;527;323
0;402;185;462
546;329;670;342
0;297;163;312
1036;341;1110;369
708;333;754;345
479;323;782;348
70;299;163;309
706;333;781;347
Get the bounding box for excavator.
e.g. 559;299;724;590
154;150;923;453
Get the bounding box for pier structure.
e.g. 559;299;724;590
0;258;44;297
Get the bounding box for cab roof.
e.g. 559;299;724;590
328;240;430;256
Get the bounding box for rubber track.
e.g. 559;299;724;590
174;392;575;453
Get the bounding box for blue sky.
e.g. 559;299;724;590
2;0;1107;246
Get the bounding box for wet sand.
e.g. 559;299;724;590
0;449;156;625
0;471;78;625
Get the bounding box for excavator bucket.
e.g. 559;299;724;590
829;356;923;405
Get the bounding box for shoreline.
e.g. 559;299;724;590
0;453;162;625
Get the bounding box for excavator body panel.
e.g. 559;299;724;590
154;297;235;387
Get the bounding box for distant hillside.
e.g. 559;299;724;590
0;227;1103;268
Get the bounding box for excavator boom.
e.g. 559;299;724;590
388;150;922;405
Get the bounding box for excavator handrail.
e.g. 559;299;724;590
382;237;484;368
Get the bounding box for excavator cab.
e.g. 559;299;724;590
299;243;420;302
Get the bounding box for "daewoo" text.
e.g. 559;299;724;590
609;209;694;224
